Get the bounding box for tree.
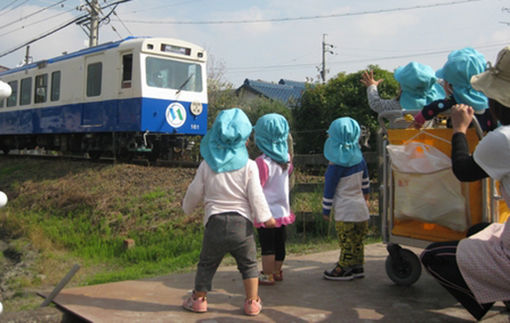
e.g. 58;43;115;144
293;65;398;154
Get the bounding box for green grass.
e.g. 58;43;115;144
0;159;381;312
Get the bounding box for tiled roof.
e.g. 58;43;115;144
238;78;307;107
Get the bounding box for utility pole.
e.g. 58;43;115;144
78;0;101;47
24;46;32;65
320;34;334;83
89;0;100;47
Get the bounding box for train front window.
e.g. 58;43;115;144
6;81;17;107
35;74;48;103
20;77;32;105
145;57;202;92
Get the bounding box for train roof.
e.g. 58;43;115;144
0;36;205;77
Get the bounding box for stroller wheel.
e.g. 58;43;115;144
385;248;422;286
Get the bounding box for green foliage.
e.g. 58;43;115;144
242;96;292;126
292;66;399;154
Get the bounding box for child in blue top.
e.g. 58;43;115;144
252;113;295;285
413;47;496;131
322;117;370;280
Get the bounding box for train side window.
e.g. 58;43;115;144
6;80;17;107
51;71;61;101
0;98;3;108
86;62;102;97
35;74;48;103
20;77;32;105
121;54;132;88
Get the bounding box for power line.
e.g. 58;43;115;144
0;13;88;58
0;7;75;39
118;0;482;25
223;40;510;74
0;0;69;31
0;0;30;18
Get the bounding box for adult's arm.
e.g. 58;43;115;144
451;132;488;181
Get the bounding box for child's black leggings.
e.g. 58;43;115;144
257;226;286;261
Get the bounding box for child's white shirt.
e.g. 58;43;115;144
183;160;272;226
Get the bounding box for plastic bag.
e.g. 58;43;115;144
387;142;468;232
386;142;451;173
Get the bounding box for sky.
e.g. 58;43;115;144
0;0;509;88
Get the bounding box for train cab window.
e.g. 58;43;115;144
145;57;203;92
35;74;48;103
121;54;132;88
6;80;17;107
51;71;61;101
20;77;32;105
86;62;102;97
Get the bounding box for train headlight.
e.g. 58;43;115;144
190;102;203;116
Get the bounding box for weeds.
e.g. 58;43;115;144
0;157;380;312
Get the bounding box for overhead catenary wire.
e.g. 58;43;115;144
118;0;481;25
0;13;89;58
0;0;30;18
0;0;69;31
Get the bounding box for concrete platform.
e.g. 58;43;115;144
40;243;510;322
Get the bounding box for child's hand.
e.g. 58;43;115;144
264;218;277;228
322;215;330;221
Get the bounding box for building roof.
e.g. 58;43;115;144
237;78;307;107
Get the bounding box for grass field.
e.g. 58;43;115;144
0;157;380;312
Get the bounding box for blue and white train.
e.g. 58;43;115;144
0;36;208;160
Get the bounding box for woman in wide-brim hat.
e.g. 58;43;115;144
421;45;510;320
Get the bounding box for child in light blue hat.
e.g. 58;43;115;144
414;47;496;131
321;117;371;281
252;113;295;285
182;108;276;316
393;62;446;110
361;62;445;127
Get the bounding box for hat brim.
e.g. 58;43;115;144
471;72;510;108
200;132;249;173
324;138;363;167
399;83;445;111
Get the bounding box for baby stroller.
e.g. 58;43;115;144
377;111;509;286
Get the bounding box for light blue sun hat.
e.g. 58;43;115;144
254;113;289;163
436;47;488;111
200;108;253;173
394;61;446;110
323;117;363;167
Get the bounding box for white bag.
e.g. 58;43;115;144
386;142;451;174
387;142;469;232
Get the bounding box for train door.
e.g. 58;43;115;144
82;54;106;130
117;51;140;130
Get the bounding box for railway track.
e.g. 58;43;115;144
0;150;200;168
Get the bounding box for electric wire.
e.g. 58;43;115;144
118;0;482;25
0;0;68;31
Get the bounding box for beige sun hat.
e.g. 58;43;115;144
471;45;510;107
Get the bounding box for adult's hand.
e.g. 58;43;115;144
451;104;474;134
360;70;383;87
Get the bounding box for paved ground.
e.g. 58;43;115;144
28;243;510;322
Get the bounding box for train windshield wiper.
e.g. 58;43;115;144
176;73;194;94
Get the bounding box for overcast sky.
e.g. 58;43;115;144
0;0;509;87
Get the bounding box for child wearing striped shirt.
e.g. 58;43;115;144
321;117;370;280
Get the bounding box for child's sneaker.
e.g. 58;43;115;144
258;271;275;285
182;294;207;313
352;266;364;279
273;270;283;281
323;264;354;281
244;297;262;316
